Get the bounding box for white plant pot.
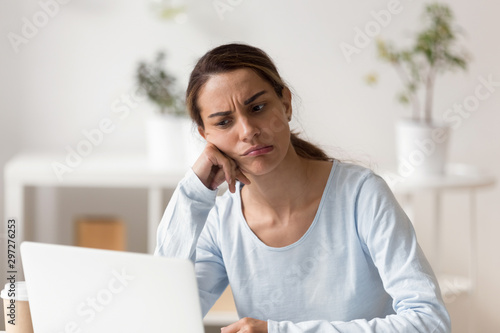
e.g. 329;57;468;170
146;114;206;171
395;119;451;179
145;114;186;171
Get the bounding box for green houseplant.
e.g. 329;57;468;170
371;3;470;178
374;2;469;124
136;51;185;116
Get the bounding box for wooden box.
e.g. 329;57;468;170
75;216;126;251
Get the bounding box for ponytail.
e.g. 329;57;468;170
290;132;332;162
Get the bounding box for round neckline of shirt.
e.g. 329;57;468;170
235;159;338;252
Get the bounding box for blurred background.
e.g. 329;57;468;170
1;0;499;331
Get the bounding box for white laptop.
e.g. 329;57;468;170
20;241;205;333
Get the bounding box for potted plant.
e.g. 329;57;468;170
370;3;469;178
136;51;198;170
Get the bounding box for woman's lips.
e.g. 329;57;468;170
243;145;274;156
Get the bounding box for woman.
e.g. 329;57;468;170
155;43;451;333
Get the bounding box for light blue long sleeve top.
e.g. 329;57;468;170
155;160;451;332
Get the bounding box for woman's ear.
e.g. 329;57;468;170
282;87;292;121
198;126;206;140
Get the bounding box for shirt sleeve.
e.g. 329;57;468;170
267;173;451;333
154;168;229;316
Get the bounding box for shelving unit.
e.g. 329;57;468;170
381;164;495;332
3;153;185;255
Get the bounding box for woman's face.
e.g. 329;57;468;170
198;68;292;176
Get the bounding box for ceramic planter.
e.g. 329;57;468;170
146;114;205;171
146;114;186;171
395;119;451;179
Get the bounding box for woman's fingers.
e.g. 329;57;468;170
218;155;236;187
192;143;247;192
215;147;252;190
221;317;268;333
236;169;251;186
209;165;226;190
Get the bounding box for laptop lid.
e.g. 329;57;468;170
20;241;205;333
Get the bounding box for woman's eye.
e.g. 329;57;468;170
216;119;231;127
252;104;265;112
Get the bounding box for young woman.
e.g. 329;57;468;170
155;43;451;333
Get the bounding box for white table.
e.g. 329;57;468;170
3;153;186;255
381;164;496;332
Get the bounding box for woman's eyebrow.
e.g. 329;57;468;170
244;90;267;105
208;110;232;119
207;90;268;118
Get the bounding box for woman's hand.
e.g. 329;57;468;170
192;142;251;193
221;317;268;333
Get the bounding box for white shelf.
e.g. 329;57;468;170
4;152;186;188
3;152;187;256
382;164;495;193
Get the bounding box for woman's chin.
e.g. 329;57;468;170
239;161;277;178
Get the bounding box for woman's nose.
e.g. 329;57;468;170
238;115;260;142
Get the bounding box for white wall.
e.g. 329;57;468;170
1;0;499;331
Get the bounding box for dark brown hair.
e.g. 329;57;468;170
186;43;331;162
